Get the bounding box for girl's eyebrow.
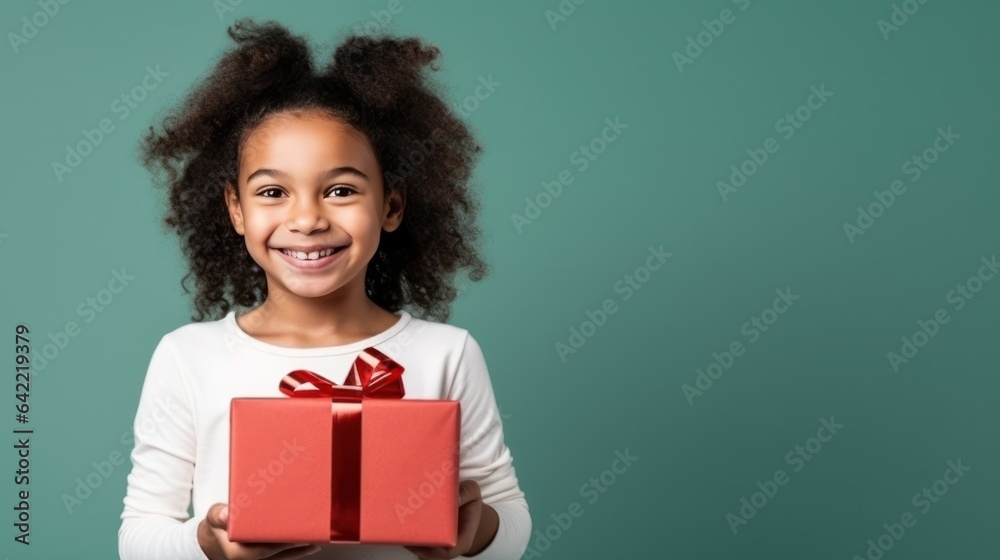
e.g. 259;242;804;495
246;166;370;183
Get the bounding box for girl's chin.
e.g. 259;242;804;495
255;256;357;296
266;276;351;298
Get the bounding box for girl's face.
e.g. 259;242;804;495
224;110;403;303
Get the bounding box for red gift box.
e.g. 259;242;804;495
227;347;460;546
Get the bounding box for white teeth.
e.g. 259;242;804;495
279;247;339;260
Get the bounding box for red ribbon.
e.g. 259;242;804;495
278;347;405;541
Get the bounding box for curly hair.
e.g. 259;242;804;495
138;17;490;323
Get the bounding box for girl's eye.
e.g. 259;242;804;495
328;186;356;197
255;186;354;198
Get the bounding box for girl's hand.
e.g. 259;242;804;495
403;480;499;559
198;503;322;559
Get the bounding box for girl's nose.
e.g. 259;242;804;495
286;197;329;234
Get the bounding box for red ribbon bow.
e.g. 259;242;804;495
279;347;406;402
277;347;405;541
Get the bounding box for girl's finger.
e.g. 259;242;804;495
262;544;322;559
403;546;446;560
455;501;482;555
206;503;230;529
458;479;481;507
236;541;317;558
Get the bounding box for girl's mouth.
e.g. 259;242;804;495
278;247;343;260
274;246;346;269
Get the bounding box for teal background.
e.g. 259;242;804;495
2;0;998;558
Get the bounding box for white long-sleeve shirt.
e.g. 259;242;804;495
119;309;530;560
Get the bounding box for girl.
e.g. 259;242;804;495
118;18;530;560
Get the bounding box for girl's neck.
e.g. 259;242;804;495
236;292;401;348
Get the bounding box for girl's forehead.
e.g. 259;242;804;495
239;112;377;170
246;111;366;146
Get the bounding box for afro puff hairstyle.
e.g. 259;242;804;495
138;17;490;323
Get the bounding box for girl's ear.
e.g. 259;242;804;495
224;181;246;236
382;187;405;233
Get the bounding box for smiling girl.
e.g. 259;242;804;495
118;18;529;560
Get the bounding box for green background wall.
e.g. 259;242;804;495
2;0;997;558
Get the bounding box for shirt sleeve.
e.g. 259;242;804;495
118;335;210;560
448;332;531;560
